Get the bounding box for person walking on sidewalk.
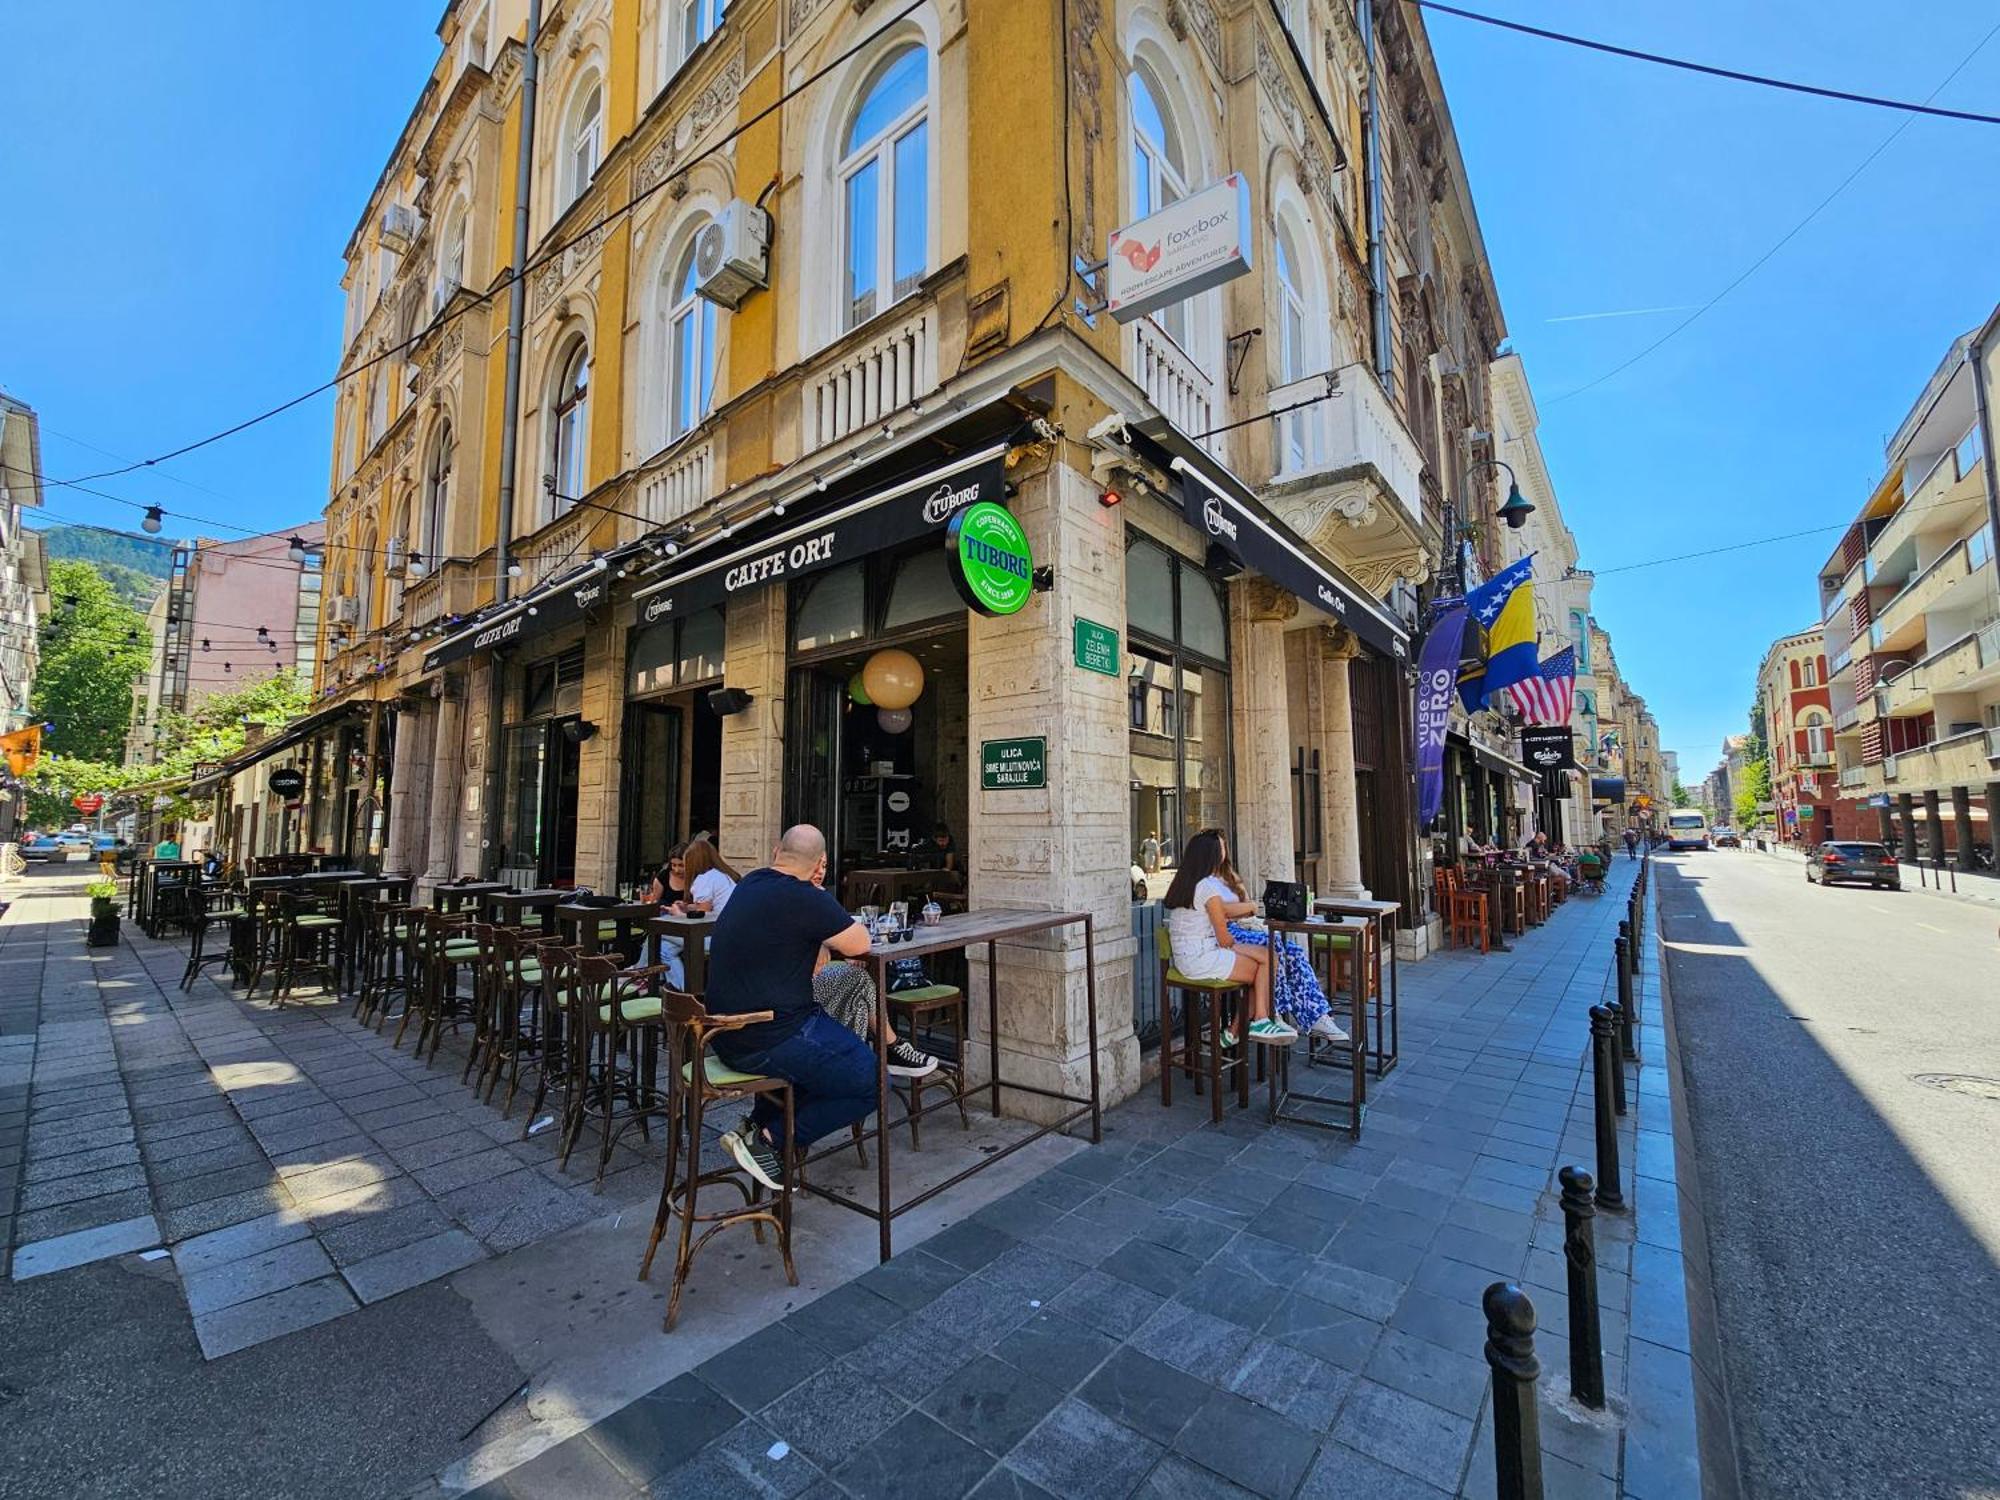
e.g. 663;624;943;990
1622;826;1639;861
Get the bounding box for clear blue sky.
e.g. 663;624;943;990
5;3;2000;786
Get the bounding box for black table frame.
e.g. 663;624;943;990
1312;897;1400;1077
1260;917;1370;1136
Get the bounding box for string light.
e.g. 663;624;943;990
141;506;164;534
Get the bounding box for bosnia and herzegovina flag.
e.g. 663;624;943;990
1457;555;1537;711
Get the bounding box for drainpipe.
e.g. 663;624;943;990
1968;310;2000;582
482;0;542;878
1357;0;1394;400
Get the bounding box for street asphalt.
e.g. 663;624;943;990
1656;848;2000;1500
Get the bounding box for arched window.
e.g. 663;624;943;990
1570;610;1590;668
549;342;591;516
386;496;412;616
671;0;727;67
357;526;379;631
666;235;718;441
424;420;454;557
839;44;929;331
437;203;467;308
563;78;604;210
367;367;388;448
1129;64;1192;350
1275;222;1310;383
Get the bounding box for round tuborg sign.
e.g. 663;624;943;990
945;502;1033;617
269;767;306;799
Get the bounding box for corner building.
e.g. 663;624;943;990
314;0;1512;1113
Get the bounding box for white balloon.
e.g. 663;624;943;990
876;707;913;734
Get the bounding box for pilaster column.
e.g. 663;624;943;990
1877;805;1896;845
1922;788;1946;862
425;676;467;887
574;624;628;892
1320;625;1369;899
1897;792;1918;862
1951;785;1977;871
384;697;429;875
719;587;789;871
1228;579;1298;885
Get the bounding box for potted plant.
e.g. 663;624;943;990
86;878;120;947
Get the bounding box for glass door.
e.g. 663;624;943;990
619;701;683;891
785;667;847;880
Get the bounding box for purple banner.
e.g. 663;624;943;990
1415;606;1468;831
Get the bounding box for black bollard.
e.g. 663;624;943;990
1613;937;1635;1053
1588;1005;1625;1210
1606;1001;1628;1110
1483;1283;1546;1500
1557;1166;1605;1410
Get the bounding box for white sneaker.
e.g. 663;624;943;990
1310;1015;1350;1044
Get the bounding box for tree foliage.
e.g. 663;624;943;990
30;559;150;762
1733;759;1771;830
1671;780;1690;808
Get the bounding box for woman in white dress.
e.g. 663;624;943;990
1163;830;1295;1045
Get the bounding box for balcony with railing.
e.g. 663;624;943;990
1880;729;1994;791
1266;368;1424;532
1872;525;1992;651
1132;320;1219;459
801;299;941;457
1838;764;1870;789
635;435;718;535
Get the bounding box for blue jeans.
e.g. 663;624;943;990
719;1008;878;1150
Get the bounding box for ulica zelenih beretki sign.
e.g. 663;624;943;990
947;501;1033;616
1073;617;1119;676
981;737;1046;790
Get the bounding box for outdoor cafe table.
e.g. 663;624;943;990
1464;864;1521;950
334;875;412;987
646;909;716;993
799;907;1101;1263
137;860;198;937
1312;896;1400;1077
839;866;961;910
432;881;510;915
484;887;563;934
1262;916;1371;1136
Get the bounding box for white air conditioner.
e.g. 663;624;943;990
327;596;359;626
693;201;770;309
379;202;421;254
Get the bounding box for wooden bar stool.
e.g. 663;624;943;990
274;890;343;1003
888;982;969;1149
355;897;411;1028
1155;928;1251;1123
555;950;674;1188
180;883;246;992
639;991;796;1331
472;925;551;1114
1444;870;1491;954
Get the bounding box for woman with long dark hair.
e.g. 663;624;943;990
645;842;692;987
1164;830;1294;1044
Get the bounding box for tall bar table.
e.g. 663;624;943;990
1312;896;1400;1077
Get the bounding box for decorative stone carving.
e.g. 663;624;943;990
1322;623;1361;661
1245;579;1300;624
790;0;833;32
1068;0;1103;247
1286;486;1379;537
1167;0;1223;69
636;51;746;194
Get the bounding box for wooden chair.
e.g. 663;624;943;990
555;949;675;1188
638;990;797;1331
274;890;343;1002
396;910;480;1059
1155;927;1251;1123
470;925;550;1114
1443;870;1491;954
354;897;411;1028
888;980;969;1149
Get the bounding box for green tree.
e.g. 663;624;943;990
24;754;130;831
1672;780;1691;808
30;559;150;762
1734;758;1770;830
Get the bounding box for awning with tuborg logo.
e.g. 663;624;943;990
422;549;639;673
1130;417;1409;659
631;444;1009;622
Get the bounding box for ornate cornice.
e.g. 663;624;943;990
1166;0;1223;71
634;49;747;196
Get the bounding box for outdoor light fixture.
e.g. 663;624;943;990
286;535;307;563
707;686;754;717
1098;486;1123;508
507;561;523;577
141;506;164;534
1496;480;1535;531
407;552;428;580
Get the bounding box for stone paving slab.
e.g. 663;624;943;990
460;858;1683;1500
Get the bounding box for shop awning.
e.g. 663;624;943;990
422;548;642;674
190;702;365;796
1130;418;1410;659
1591;776;1627;803
631;444;1010;621
1454;733;1537;782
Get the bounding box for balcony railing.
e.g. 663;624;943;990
1266;367;1424;527
1990;727;2000;762
1798;749;1834;769
637;438;715;529
1879;729;1994;791
801;301;940;456
1133;320;1218;457
517;511;594;589
1834;704;1860;732
1872;524;1991;645
1839;765;1869;789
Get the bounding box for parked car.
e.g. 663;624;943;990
1807;840;1900;890
20;835;64;862
90;834;123;852
1711;828;1741;848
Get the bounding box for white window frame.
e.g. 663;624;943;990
564;79;604;211
666;232;718;442
1129;64;1192;352
670;0;727;71
549;342;591;519
424;421;454;557
836;45;931;333
438;203;468;305
1275;222;1310;385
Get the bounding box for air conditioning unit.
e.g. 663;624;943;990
379;202;421;254
327;596;359;626
693;201;770;309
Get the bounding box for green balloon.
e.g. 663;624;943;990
848;672;872;706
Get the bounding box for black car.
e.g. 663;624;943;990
1807;840;1900;890
1711;828;1742;848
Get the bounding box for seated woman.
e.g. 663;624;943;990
676;838;740;916
1163;830;1295;1045
643;842;692;988
1211;838;1349;1045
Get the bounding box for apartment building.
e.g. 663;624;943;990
1755;626;1840;845
0;393;50;841
1824;322;2000;866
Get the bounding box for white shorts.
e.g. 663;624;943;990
1171;946;1240;983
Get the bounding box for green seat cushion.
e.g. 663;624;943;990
293;915;340;929
889;984;962;1006
390;926;411;939
1307;932;1355;951
596;995;662;1024
1166;970;1241;989
441;940;481;960
683;1055;765;1087
507;961;543;984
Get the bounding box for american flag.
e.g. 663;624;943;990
1507;646;1576;726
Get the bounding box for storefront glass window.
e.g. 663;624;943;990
628;608;725;697
794;563;866;651
678;607;724;682
1126;535;1232;898
882;550;960;630
628;622;676;696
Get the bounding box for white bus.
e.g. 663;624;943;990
1665;810;1710;851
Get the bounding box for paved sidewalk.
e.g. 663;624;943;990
462;857;1698;1500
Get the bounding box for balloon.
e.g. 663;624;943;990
862;648;924;710
848;672;872;706
876;707;913;734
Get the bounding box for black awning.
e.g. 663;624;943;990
422;553;625;673
631;445;1009;621
191;702;365;795
1130;418;1410;659
1591;777;1627;803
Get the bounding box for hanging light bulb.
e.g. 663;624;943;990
141;506;164;534
407;552;427;580
286;535;307;563
256;626;270;640
772;500;787;517
507;561;523;577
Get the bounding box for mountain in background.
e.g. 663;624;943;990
32;523;175;612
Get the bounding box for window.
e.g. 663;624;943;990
672;0;727;67
839;45;929;331
424;420;454;557
1127;535;1232;892
438;205;467;307
1800;657;1818;688
549;342;590;516
793;563;866;651
627;607;725;696
1275;223;1309;384
1129;65;1191;350
367;368;388;448
563;79;604;210
1805;719;1829;757
666;235;718;441
357;527;379;630
1956;423;1983;481
882;550;960;630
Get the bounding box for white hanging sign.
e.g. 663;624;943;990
1106;173;1253;325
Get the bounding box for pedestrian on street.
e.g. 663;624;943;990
1622;826;1638;860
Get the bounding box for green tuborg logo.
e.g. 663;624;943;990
946;501;1033;616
